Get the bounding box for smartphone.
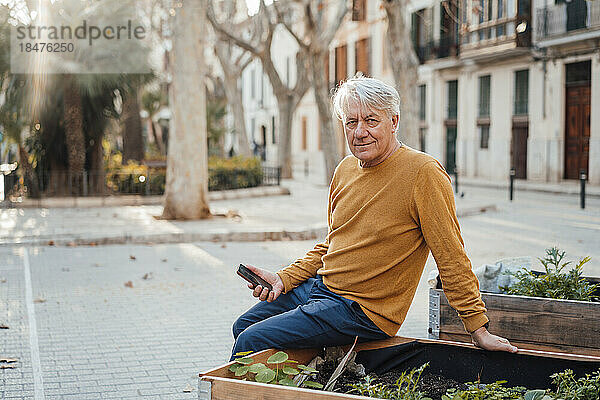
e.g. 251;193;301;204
237;264;273;291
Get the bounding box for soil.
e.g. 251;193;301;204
313;360;466;400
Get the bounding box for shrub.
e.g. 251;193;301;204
500;247;598;302
105;156;264;194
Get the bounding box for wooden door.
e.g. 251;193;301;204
511;126;528;179
564;85;591;179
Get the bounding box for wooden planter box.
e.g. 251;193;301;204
198;336;600;400
429;288;600;356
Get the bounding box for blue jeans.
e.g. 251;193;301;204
230;276;390;360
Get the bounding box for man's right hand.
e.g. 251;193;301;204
245;264;284;302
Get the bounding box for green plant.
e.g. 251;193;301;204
550;369;600;400
500;247;598;301
229;351;323;389
442;381;531;400
346;363;432;400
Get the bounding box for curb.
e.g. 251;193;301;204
459;180;600;198
4;186;291;209
0;205;495;248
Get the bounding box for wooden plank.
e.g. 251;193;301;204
435;289;600;354
204;376;373;400
439;333;600;357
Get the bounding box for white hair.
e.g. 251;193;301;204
332;75;401;124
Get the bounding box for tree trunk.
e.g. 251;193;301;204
223;74;251;157
161;1;210;220
122;90;145;163
63;74;86;195
310;51;341;184
88;137;105;195
384;0;420;149
277;96;295;179
150;120;165;155
18;144;40;199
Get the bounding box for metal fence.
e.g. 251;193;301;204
2;165;281;200
536;1;600;40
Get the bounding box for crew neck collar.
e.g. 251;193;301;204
357;142;404;172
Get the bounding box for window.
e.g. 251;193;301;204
418;84;426;121
271;115;276;144
514;69;529;115
352;0;366;21
478;75;491;117
335;45;347;85
447;80;458;119
250;69;255;99
419;128;427;152
285;56;290;87
355;37;369;75
479;125;490;149
301;116;307;151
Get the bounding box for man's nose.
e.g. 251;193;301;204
354;121;368;138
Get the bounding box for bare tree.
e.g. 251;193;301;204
209;2;253;157
275;0;350;184
383;0;422;149
207;0;311;178
161;0;210;220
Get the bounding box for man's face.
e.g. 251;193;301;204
343;102;399;167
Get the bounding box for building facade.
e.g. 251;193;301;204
237;0;599;185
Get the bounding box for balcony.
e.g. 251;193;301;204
458;16;532;60
415;37;460;63
535;1;600;44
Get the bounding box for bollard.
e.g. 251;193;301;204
453;168;459;194
509;168;516;201
580;170;586;209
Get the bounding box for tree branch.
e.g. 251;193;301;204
273;0;309;50
206;0;262;56
321;0;350;46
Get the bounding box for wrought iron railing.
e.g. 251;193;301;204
1;165;281;200
536;1;600;40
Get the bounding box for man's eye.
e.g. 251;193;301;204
367;119;378;126
346;121;357;128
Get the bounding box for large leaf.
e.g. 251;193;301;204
282;366;300;375
248;363;267;374
255;368;276;383
524;390;547;400
228;364;239;373
235;365;249;377
267;351;289;364
235;357;254;365
278;377;297;387
302;381;324;389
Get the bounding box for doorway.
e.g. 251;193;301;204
564;61;591;180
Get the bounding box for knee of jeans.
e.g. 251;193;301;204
232;316;247;340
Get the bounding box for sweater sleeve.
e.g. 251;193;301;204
276;176;334;293
412;161;489;333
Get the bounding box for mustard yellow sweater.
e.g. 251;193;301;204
277;145;488;336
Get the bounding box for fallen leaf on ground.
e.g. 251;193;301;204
124;281;133;288
0;278;6;283
67;242;77;247
183;383;194;392
174;267;183;271
221;243;227;248
0;358;17;363
61;268;70;272
0;364;16;369
161;258;167;262
89;242;97;246
142;273;153;280
0;324;8;329
129;255;136;260
33;297;46;303
47;240;55;246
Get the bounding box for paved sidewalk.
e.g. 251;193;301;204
0;180;496;247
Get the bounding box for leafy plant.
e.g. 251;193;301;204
500;247;598;302
549;369;600;400
229;350;323;389
347;363;432;400
442;380;531;400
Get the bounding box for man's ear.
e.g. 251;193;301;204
391;115;399;131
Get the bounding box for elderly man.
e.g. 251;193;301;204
231;76;517;360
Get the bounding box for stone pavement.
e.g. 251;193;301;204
0;180;495;247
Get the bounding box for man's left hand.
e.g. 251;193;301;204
471;327;518;353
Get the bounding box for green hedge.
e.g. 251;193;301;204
106;156;264;195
